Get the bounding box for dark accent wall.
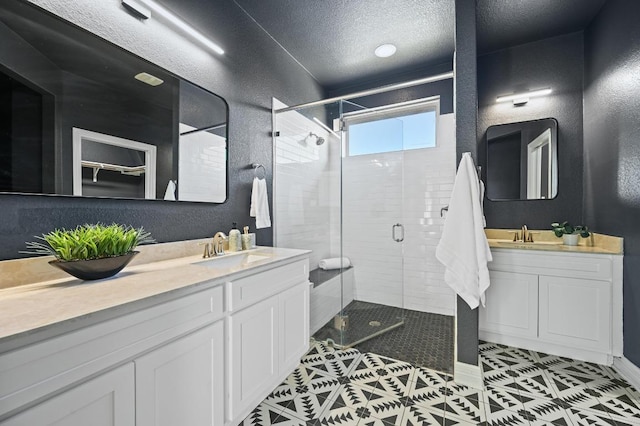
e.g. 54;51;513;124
584;0;640;367
454;0;479;366
0;0;323;260
478;32;584;229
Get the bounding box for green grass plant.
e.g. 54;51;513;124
24;224;155;261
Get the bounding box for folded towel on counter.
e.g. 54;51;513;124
435;152;492;309
250;177;271;229
163;180;176;201
319;257;351;270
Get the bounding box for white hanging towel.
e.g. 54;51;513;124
163;180;176;201
435;152;492;309
250;177;271;229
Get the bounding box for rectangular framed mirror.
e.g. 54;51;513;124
0;1;228;203
486;118;558;201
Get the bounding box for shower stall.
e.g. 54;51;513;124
272;86;457;371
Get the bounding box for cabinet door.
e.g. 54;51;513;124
279;282;310;371
135;321;224;426
1;363;134;426
480;271;538;338
228;295;279;423
539;275;611;351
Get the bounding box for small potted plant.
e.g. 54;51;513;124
551;221;590;246
23;223;155;280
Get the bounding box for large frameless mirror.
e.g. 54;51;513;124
0;1;228;202
486;118;558;201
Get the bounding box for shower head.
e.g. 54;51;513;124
307;132;325;146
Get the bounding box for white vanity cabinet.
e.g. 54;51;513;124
0;252;310;426
1;363;135;426
480;248;622;364
227;259;310;424
136;321;225;426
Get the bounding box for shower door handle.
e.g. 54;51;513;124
392;223;404;242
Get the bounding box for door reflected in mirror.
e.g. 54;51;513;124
486;118;558;201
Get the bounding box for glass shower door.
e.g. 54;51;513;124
335;100;407;348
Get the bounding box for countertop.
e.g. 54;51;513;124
485;229;623;255
0;246;310;351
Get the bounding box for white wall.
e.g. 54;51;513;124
342;113;456;315
178;124;226;202
274;102;456;316
273;100;340;269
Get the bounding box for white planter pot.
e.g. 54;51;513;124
563;234;580;246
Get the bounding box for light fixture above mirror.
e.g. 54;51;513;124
496;88;552;105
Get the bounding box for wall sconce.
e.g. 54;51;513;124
122;0;225;55
496;88;552;106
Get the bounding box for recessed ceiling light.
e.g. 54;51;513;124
375;44;397;58
135;72;164;86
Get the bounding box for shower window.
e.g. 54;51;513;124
343;100;438;156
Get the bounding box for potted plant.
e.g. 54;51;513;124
551;221;590;246
23;223;155;280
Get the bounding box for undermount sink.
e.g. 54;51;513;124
193;251;273;269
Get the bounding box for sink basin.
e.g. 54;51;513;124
193;252;273;269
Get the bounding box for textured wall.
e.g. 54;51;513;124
583;0;640;367
478;32;584;229
0;0;323;260
454;0;479;366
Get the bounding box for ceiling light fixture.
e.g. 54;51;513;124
135;72;164;86
139;0;225;55
496;88;552;105
374;44;397;58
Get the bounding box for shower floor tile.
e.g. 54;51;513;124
312;300;454;374
243;340;640;425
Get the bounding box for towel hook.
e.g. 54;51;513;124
252;163;266;179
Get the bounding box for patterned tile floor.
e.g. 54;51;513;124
313;301;454;374
242;341;640;425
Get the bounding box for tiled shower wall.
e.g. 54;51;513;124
342;114;456;315
273;100;340;269
274;101;456;316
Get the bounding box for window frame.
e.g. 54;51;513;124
342;97;440;157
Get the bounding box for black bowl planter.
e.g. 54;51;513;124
49;251;139;281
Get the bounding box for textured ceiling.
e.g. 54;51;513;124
234;0;607;90
233;0;456;89
476;0;607;54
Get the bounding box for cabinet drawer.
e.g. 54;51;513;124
228;259;309;312
0;284;223;419
490;250;612;281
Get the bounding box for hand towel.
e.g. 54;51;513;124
163;180;176;201
250;177;271;229
319;257;351;270
435;153;492;309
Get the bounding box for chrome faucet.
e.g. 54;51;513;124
212;232;227;256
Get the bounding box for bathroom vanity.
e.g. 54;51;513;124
480;230;623;365
0;245;310;426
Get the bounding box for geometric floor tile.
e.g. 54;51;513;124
244;340;640;426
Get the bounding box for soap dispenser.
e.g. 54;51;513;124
229;222;241;252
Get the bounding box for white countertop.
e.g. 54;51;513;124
0;247;310;350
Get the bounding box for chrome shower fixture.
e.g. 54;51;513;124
307;132;325;146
